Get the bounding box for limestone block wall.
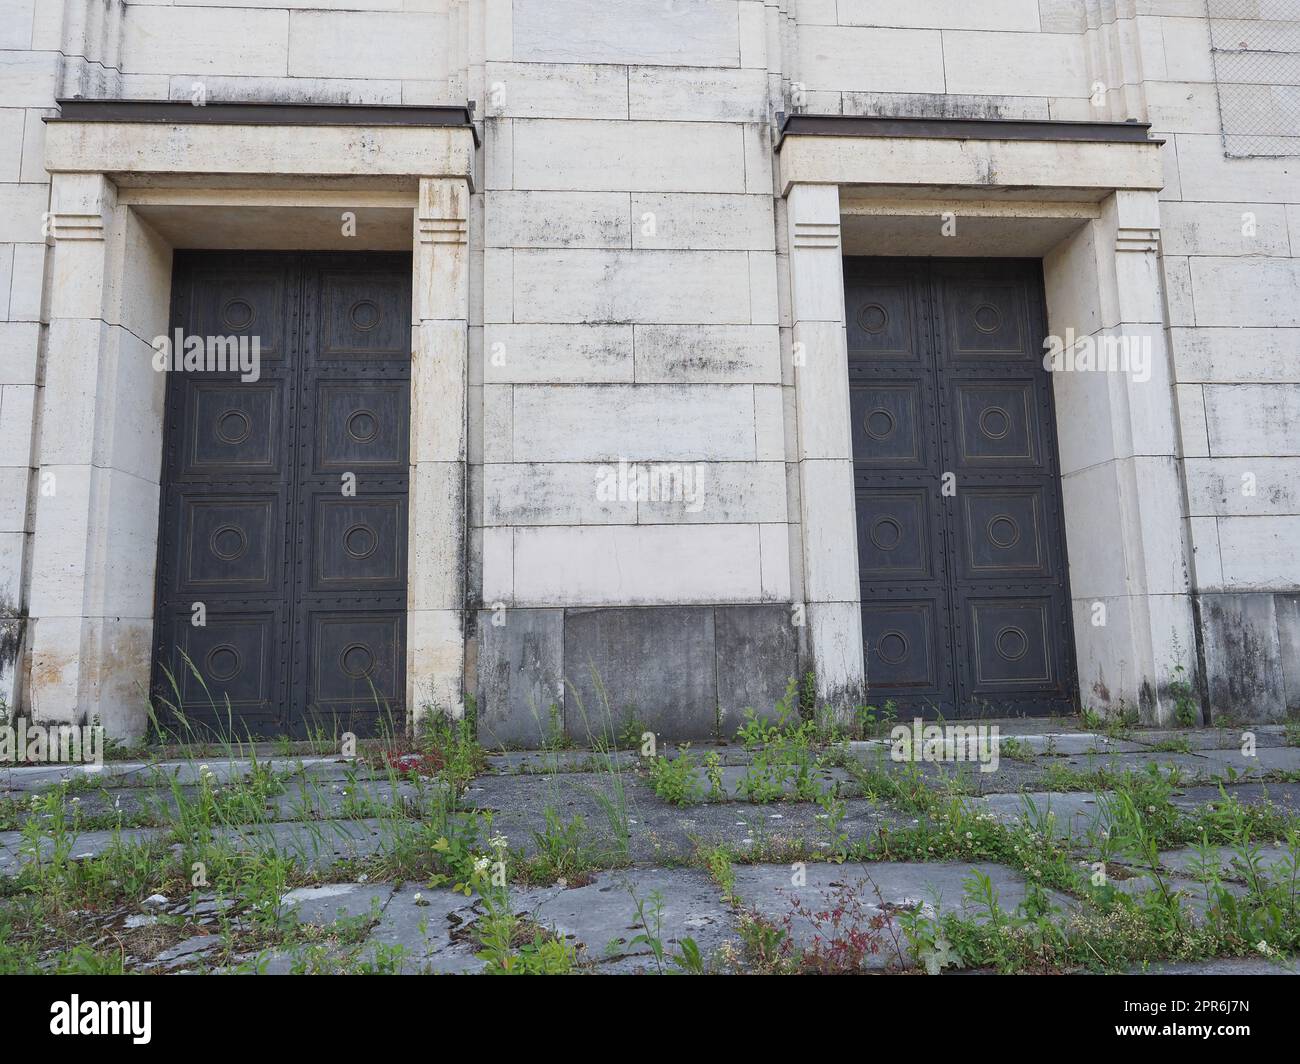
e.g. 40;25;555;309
2;0;1297;733
1127;2;1300;720
0;1;121;710
470;0;798;742
116;1;457;104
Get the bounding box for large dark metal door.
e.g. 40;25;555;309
152;252;410;738
846;258;1075;717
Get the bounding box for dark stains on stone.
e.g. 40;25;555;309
0;595;25;673
1200;593;1288;723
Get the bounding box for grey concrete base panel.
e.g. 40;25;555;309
475;608;565;748
714;604;800;733
474;604;803;745
1200;593;1289;723
564;606;718;741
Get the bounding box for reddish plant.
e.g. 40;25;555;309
780;879;888;974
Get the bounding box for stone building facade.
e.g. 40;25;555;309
0;1;1296;742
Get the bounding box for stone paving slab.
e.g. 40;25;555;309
519;868;738;972
219;818;390;869
1002;733;1148;755
359;883;487;974
1130;726;1288;752
1168;781;1300;811
1157;843;1298;880
281;882;395;925
730;861;1075;970
466;770;906;864
0;825;161;874
1047;751;1224;779
968;791;1112;840
0;755;372;794
847;746;1046;794
485;750;641;774
1192;747;1300;777
3;776;437;836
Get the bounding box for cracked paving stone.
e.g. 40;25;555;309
359;884;486;974
280;882;395;925
730;861;1076;970
148;934;223;969
517;868;737;973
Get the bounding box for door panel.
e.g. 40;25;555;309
847;257;1075;717
848;260;958;714
153;252;410;738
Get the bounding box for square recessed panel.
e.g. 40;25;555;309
856;490;932;579
968;599;1054;686
311;496;405;588
846;282;918;360
961;489;1047;576
954;382;1039;465
180;495;277;591
184;382;280;473
308;611;403;709
313;381;408;471
188;270;289;362
861;602;940;689
319;272;409;358
945;280;1027;357
170;613;275;710
851;383;925;465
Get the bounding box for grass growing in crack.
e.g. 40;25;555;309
0;699;493;972
649;745;705;806
513;807;599;887
734;680;834;803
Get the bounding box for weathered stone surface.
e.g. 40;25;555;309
1200;593;1289;722
1007;733;1147;755
968;791;1112;840
1157;843;1300;880
0;826;159;874
564;607;719;741
148;934;223;970
522;868;737;972
730;861;1075;969
1276;594;1300;715
1194;746;1300;777
714;604;800;734
281;883;395;926
1168;782;1300;812
462;770;905;865
217;818;389;870
359;884;486;975
476;608;566;749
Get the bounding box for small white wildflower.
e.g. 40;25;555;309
473;856;491;874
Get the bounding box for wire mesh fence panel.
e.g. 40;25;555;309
1207;0;1300;157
